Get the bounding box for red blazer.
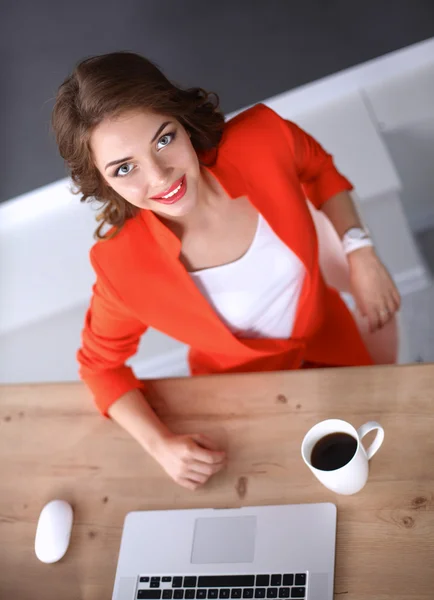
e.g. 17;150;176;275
78;104;373;415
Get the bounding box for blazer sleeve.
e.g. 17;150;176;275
285;120;353;209
77;247;148;416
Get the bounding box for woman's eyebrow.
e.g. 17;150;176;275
150;121;172;143
104;121;172;170
105;156;133;171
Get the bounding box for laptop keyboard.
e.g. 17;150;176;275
137;574;308;600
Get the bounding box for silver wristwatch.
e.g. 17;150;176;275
342;227;373;255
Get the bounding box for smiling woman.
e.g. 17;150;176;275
51;52;400;491
52;52;224;239
90;111;198;218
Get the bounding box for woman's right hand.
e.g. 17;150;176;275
154;433;227;490
107;389;226;490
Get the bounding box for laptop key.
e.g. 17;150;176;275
231;590;242;598
294;575;306;586
282;576;294;587
163;591;173;599
208;591;218;599
184;577;197;588
256;576;269;588
243;590;254;598
174;591;184;599
173;578;183;589
271;576;281;587
138;592;162;600
151;578;161;588
163;578;172;583
197;592;207;599
279;589;290;598
219;591;230;599
186;591;195;599
290;589;306;599
266;589;278;598
255;590;266;599
140;577;150;583
199;577;255;588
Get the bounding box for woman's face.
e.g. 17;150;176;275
90;109;202;220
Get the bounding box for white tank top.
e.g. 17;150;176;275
190;214;306;339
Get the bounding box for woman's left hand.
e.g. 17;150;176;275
348;247;401;332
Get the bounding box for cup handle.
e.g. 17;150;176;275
357;421;385;460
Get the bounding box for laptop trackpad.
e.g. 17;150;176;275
191;516;256;564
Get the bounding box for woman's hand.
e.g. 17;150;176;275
153;433;227;490
348;247;401;332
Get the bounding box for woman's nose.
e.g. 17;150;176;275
147;157;173;188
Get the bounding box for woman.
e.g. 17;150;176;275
52;52;400;490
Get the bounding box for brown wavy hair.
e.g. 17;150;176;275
52;52;225;239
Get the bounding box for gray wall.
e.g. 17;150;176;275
383;119;434;232
1;0;433;203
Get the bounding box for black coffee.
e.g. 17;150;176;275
311;432;357;471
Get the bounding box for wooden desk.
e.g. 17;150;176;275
1;364;433;599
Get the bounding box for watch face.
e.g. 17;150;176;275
347;228;368;240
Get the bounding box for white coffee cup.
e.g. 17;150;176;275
301;419;384;495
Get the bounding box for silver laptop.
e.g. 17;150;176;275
112;503;337;600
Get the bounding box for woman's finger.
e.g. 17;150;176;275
374;307;384;332
191;434;223;453
392;287;401;311
356;298;368;318
366;304;380;332
185;470;209;485
179;478;200;491
190;446;225;467
377;302;391;329
190;460;225;477
385;294;397;320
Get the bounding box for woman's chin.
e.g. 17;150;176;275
156;194;197;219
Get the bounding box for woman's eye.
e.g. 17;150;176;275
115;163;134;177
157;132;175;150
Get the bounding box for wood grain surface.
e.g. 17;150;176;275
1;364;434;599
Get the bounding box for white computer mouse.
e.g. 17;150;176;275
34;499;73;563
